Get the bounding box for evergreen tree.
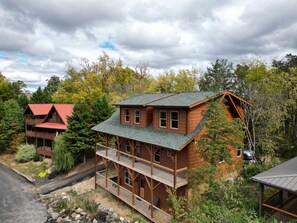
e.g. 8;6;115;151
30;86;52;103
190;98;244;186
199;59;235;92
0;99;24;151
64;96;114;163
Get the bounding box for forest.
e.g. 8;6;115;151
1;52;297;222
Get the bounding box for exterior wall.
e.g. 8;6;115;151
120;107;152;128
187;99;244;176
153;108;187;134
48;111;63;124
187;103;208;134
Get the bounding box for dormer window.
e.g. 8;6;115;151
170;111;179;129
125;109;130;122
134;109;140;124
159;111;167;128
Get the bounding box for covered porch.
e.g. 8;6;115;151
96;170;172;223
252;157;297;222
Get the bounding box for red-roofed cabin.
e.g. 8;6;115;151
24;104;74;157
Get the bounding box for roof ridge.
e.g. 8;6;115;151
253;174;297;179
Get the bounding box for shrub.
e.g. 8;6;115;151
15;144;36;162
33;153;43;162
38;170;48;178
53;199;69;212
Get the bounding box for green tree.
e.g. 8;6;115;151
53;134;74;173
190;98;244;186
44;75;60;96
199;59;235;92
64;96;114;164
0;99;24;151
30;86;52;103
174;68;199;92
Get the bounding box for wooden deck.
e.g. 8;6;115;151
96;144;187;188
96;171;172;223
36;147;53;157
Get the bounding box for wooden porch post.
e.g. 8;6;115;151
151;178;154;218
117;164;120;196
95;132;98;189
259;184;264;217
105;160;108;188
279;190;283;208
174;151;177;192
132;141;135;168
132;170;135;205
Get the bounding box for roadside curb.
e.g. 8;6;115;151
0;162;35;184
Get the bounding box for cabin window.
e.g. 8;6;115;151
237;148;242;157
219;148;225;163
170;111;179;129
134;109;140;124
154;147;161;163
125;142;131;153
159;111;167;128
125;109;130;122
124;171;132;186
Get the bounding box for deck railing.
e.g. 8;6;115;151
96;172;172;223
36;146;53;157
36;132;56;140
96;143;188;188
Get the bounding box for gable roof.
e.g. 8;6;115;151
35;122;68;130
52;104;74;126
25;104;53;115
251;157;297;195
91;110;207;151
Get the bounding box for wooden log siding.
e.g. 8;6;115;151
153;108;187;134
120;107;151;128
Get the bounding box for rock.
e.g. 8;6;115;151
108;208;114;213
51;212;59;220
71;212;77;218
63;216;71;222
92;219;98;223
120;217;124;222
56;217;63;223
47;207;54;214
111;212;117;219
76;208;83;213
80;211;87;216
75;214;81;220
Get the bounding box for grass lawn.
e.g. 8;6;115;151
0;152;51;179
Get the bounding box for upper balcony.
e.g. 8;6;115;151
96;143;188;188
25;118;43;125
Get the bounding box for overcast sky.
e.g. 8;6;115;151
1;0;297;92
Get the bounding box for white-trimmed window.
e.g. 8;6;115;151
124;171;132;186
170;111;179;129
134;109;140;124
219;148;225;163
125;109;130;122
125;141;131;153
154;147;161;163
159;110;167;128
237;148;242;157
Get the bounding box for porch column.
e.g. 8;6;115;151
279;190;283;208
95;132;98;189
150;178;154;218
173;151;177;192
259;184;264;217
132;170;135;205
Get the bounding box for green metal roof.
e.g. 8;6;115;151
113;93;175;106
91;110;207;151
146;92;218;107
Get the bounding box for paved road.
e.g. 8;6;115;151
0;163;48;223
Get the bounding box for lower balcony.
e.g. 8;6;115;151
36;132;56;140
36;146;53;157
96;144;187;188
96;171;172;223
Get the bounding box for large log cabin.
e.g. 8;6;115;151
24;104;74;157
92;91;250;223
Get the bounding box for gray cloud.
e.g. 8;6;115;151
0;0;297;91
